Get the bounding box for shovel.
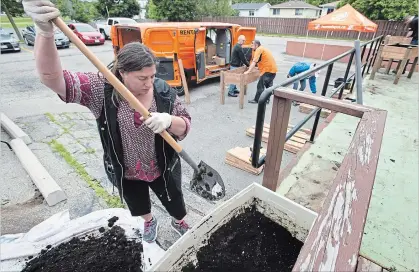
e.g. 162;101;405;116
52;18;225;201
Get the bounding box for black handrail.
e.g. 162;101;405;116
251;35;384;168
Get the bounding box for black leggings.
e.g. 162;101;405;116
122;176;186;220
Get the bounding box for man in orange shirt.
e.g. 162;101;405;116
244;40;278;104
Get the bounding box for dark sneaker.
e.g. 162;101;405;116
234;89;240;94
143;217;158;243
248;99;258;104
171;219;190;237
228;92;238;97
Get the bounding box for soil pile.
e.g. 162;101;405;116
22;220;143;272
182;207;303;272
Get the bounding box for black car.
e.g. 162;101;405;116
0;28;21;53
22;26;70;48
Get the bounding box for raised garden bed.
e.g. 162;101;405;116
151;183;318;271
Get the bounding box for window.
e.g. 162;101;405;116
249;10;255;16
273;8;280;15
108;19;113;25
295;9;303;15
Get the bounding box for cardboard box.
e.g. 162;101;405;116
206;44;216;63
214;56;225;66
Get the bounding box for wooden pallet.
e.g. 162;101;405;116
225;146;266;175
299;103;332;118
246;124;311;154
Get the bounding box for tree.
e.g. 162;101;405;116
145;0;163;20
197;0;237;18
147;0;198;21
337;0;418;20
1;0;24;41
95;0;140;18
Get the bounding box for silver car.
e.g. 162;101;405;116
0;28;21;53
22;25;70;48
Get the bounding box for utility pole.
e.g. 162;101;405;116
1;2;23;41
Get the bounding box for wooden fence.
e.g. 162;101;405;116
201;16;408;40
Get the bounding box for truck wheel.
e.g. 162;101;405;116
174;86;185;96
100;29;108;40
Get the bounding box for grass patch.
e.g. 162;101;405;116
49;139;123;208
45;112;58;123
85;148;96;154
0;16;33;29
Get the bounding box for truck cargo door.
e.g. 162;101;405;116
234;27;256;63
194;28;206;82
144;28;179;84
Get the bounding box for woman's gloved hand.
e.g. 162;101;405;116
141;112;172;134
22;0;60;37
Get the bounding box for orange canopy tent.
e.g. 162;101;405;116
302;4;378;60
308;4;378;33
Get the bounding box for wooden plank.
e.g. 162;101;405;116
239;74;245;109
293;110;387;272
262;96;291;190
225;146;266;175
220;71;225;105
248;125;310;140
299;103;332;118
178;59;190;104
407;56;418;79
381;51;405;60
246;127;309;144
394;47;411;84
275;88;372;118
370;36;390;80
356;256;383;272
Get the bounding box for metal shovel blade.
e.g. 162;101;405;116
190;161;225;201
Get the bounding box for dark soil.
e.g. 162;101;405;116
182;206;303;272
22;223;143;272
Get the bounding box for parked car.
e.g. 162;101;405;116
95;17;137;40
68;23;105;45
21;25;70;48
0;28;21;53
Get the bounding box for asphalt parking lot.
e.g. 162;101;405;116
0;35;351;246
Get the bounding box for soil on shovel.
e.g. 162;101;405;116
182;206;303;272
22;221;143;272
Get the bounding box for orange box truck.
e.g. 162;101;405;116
110;22;256;95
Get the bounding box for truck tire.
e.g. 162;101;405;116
174;86;185;96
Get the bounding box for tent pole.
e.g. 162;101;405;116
302;29;309;59
320;31;329;60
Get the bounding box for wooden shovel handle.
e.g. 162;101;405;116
52;17;183;153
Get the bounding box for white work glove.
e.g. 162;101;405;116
22;0;60;37
141;112;172;134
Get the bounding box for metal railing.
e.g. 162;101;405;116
251;35;384;168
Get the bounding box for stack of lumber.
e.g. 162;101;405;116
246;124;311;154
225;146;267;175
298;103;332;118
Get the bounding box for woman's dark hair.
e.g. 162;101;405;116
112;42;157;81
105;42;157;101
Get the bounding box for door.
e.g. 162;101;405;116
233;27;256;63
194;27;206;82
144;28;179;85
215;29;232;65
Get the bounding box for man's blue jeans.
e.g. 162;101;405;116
228;66;238;94
293;79;306;92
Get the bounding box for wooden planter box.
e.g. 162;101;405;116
220;66;260;109
150;183;317;271
371;38;418;84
